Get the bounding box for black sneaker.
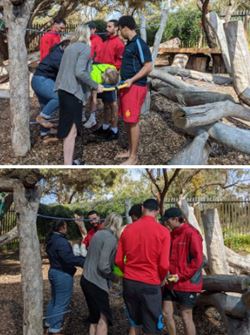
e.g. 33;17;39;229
102;129;119;141
93;126;110;137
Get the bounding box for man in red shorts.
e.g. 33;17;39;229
117;16;152;165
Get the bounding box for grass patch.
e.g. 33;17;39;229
224;233;250;253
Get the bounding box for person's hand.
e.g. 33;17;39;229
74;214;83;226
124;78;133;88
97;84;104;93
167;274;179;283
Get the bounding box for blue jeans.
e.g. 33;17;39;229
45;268;73;333
31;75;59;119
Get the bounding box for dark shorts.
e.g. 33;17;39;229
80;276;113;325
57;90;83;139
97;90;117;103
123;279;163;334
162;288;198;308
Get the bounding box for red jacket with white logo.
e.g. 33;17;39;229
90;34;104;61
40;31;61;61
95;35;125;70
115;216;171;285
166;222;203;292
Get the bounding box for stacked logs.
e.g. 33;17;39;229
150;16;250;165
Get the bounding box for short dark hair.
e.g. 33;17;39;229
162;207;183;222
88;21;96;30
108;19;119;27
118;16;136;30
143;199;159;211
87;210;99;217
129;204;142;219
53;18;66;25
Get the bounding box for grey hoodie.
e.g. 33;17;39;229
55;42;98;102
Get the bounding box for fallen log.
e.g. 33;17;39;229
168;131;209;165
173;100;250;128
206;11;232;75
158;86;234;106
224;21;250;106
202;208;230;274
162;65;232;85
150;69;197;90
185;122;250;155
225;246;250;275
203;275;250;293
0;225;18;246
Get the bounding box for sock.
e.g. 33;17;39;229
89;112;96;121
111;127;118;134
102;123;110;130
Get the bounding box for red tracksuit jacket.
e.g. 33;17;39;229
95;35;125;70
40;31;61;61
90;34;103;61
115;216;171;285
166;222;203;292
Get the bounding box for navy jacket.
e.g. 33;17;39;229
46;232;85;276
34;43;65;80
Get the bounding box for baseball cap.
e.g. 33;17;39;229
162;207;183;222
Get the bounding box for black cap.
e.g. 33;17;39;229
162;207;182;222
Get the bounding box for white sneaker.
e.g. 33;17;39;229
84;117;97;128
82;113;87;123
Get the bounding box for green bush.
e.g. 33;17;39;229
163;7;202;47
224;233;250;253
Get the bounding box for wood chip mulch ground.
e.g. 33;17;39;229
0;79;249;165
0;251;226;335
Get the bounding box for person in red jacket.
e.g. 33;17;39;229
88;21;103;61
161;207;203;335
40;18;66;61
115;199;171;335
93;19;125;141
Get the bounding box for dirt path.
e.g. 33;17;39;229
0;252;226;335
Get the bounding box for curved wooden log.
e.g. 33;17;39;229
203;275;250;293
202;208;229;274
162;65;232;85
206;12;232;75
0;225;18;246
168;131;209;165
224;21;250;106
225;247;250;275
150;69;197;90
173;100;250;128
197;292;248;319
185;122;250;155
158;86;234;106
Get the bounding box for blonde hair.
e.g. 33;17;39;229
102;68;120;85
104;213;123;236
70;24;91;44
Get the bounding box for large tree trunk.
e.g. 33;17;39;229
199;0;218;49
201;208;229;274
3;0;35;156
168;131;209;165
125;199;132;224
206;12;232;75
14;181;43;335
173;100;250;129
161;66;232;85
140;11;147;43
224;21;250;106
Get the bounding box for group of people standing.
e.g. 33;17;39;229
44;200;203;335
31;15;152;165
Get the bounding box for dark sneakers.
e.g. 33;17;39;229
102;128;119;141
93;126;110;137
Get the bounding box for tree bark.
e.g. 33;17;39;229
225;246;250;274
140;11;147;43
14;181;43;335
161;65;232;85
168;131;209;165
206;12;232;75
224;21;250;106
203;275;250;293
173;100;250;129
125;199;132;224
200;0;218;49
3;0;35;156
201;208;229;274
